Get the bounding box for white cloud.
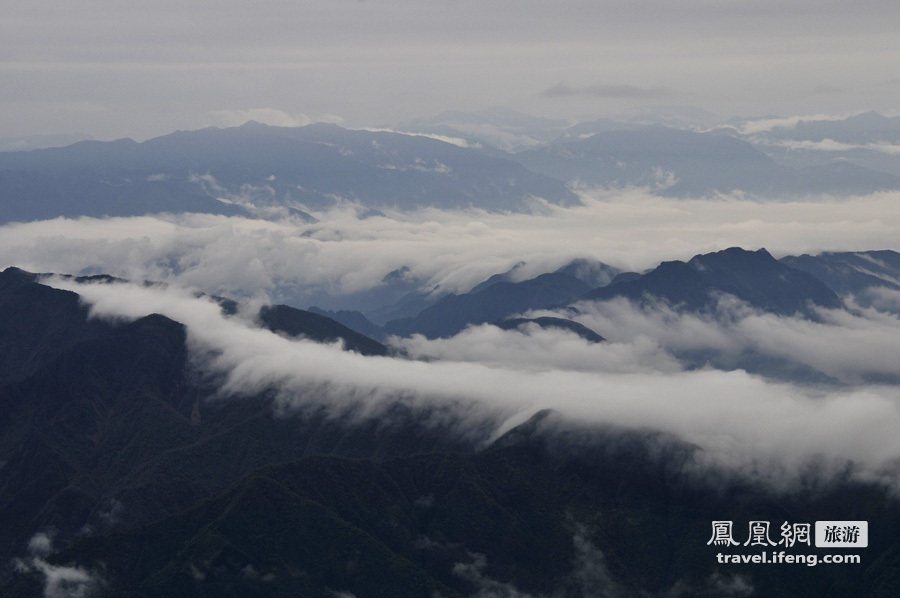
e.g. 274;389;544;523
453;553;537;598
757;138;900;155
859;287;900;313
736;113;859;135
570;523;623;598
14;532;102;598
5;191;900;307
427;122;543;152
42;277;900;491
20;559;100;598
543;295;900;384
394;292;900;384
392;323;682;375
209;108;312;128
363;128;471;148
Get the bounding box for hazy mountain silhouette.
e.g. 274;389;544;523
259;304;388;356
0;121;578;223
582;247;843;316
384;272;591;339
514;125;900;196
780;250;900;310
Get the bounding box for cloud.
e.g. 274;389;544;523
548;295;900;385
394;291;900;385
421;122;543;152
756;138;900;155
209;108;312;128
453;553;537;598
859;287;900;313
42;277;900;492
5;0;900;142
736;113;858;135
540;82;673;100
570;523;623;598
14;532;103;598
392;322;682;375
27;532;55;557
667;572;754;598
6;191;900;309
362;128;471;148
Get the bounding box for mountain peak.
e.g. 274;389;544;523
237;119;269;129
583;246;841;316
688;246;775;269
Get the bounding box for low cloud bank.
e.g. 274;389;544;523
756;138;900;155
46;277;900;491
394;294;900;385
6;191;900;307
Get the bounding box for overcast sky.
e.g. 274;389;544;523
3;0;900;141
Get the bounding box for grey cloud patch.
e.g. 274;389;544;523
704;573;755;597
209;108;312;128
539;82;674;100
13;532;104;598
43;278;900;492
363;127;471;148
667;572;755;598
453;553;537;598
754;137;900;155
27;531;56;557
570;523;623;598
5;1;900;140
735;113;857;135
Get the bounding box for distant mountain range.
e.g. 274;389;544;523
0;121;577;223
311;258;619;340
5;111;900;225
383;272;593;339
514;126;900;197
780;250;900;299
397;108;900;196
582;247;843;316
0;133;94;153
309;248;900;349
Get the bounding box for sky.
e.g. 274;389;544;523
3;0;900;141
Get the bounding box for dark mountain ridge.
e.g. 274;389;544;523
495;317;605;343
0;270;474;592
258;304;388;356
582;247;843;316
384;272;591;339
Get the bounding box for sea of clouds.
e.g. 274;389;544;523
4;187;899;490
